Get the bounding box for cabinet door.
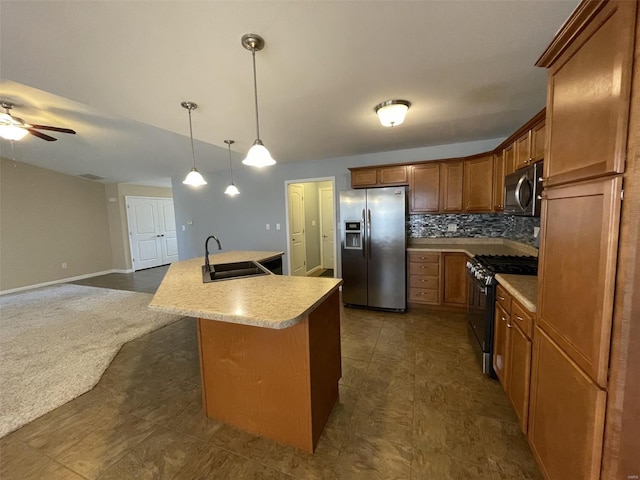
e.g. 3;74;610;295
514;131;531;171
528;326;607;480
441;252;468;306
493;302;510;388
544;1;635;186
507;323;531;434
409;163;440;213
492;153;505;211
440;161;464;213
379;166;408;185
504;143;516;175
537;176;622;387
530;121;546;162
464;155;493;212
351;168;377;188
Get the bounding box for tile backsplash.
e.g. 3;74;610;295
408;213;541;246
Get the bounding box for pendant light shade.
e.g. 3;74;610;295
243;139;275;168
374;100;411;127
181;101;207;187
224;139;240;196
241;34;276;167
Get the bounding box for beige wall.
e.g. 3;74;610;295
0;158;113;291
107;183;172;270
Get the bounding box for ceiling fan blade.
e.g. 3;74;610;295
27;129;57;141
29;124;76;135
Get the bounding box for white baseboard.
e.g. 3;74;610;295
0;269;134;296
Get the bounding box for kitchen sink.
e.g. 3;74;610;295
202;261;270;283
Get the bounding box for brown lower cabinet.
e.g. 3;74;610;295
407;251;468;311
493;284;533;433
528;326;607;480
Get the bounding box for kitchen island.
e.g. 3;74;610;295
149;251;343;452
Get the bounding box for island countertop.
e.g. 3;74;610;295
149;251;342;330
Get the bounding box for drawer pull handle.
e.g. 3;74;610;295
497;295;505;301
507;323;513;328
515;315;524;321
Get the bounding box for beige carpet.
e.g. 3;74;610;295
0;284;182;437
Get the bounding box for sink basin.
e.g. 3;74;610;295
202;261;270;283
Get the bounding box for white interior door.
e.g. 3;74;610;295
288;184;306;276
126;196;177;271
157;198;179;264
320;187;335;270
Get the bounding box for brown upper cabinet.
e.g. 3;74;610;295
409;163;440;213
504;142;516;175
514;119;546;171
537;0;634;187
464;154;494;212
493;152;505;211
350;165;408;188
440;160;464;213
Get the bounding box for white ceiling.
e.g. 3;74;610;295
0;1;578;187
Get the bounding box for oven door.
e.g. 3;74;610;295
466;270;496;377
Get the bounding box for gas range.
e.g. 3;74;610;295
466;255;538;286
466;254;538;377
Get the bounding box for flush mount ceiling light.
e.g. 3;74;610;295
241;33;276;168
224;139;240;196
181;101;207;187
374;100;411;127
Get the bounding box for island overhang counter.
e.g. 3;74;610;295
149;251;343;452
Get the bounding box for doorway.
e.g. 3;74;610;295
126;196;178;271
285;178;336;277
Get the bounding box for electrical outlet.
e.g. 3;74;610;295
276;223;281;230
534;226;540;238
447;224;457;232
181;225;186;231
62;262;68;269
266;224;270;230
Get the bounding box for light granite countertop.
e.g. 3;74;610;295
495;274;538;313
407;238;538;258
149;251;342;330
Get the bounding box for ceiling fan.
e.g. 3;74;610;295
0;101;76;141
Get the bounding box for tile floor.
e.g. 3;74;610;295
1;268;542;480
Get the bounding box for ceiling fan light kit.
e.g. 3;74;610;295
181;101;208;187
0;101;76;141
375;99;411;127
241;33;276;168
224;139;240;196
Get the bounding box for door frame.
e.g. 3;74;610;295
319;186;335;270
284;177;337;277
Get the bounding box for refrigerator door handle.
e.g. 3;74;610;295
361;209;366;259
367;209;372;259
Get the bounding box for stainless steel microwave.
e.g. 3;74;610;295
504;162;543;216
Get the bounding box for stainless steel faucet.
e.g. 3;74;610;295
204;235;222;272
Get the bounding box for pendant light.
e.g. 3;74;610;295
241;33;276;168
224;139;240;196
181;101;207;187
374;100;411;127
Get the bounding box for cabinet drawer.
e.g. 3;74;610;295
409;288;439;304
409;275;439;290
408;252;440;263
496;284;512;314
511;300;533;339
408;262;439;276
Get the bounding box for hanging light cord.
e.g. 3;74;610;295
251;48;261;141
228;143;235;184
188;108;196;168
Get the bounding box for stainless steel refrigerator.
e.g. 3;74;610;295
340;187;406;311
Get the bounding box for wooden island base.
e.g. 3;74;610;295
197;290;341;452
